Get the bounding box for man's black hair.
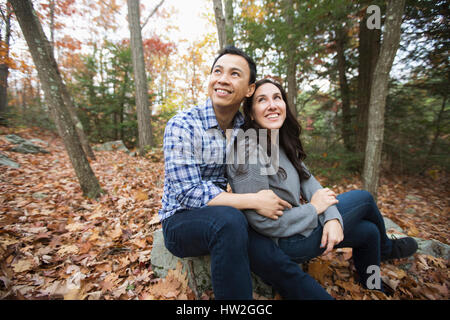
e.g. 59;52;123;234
210;46;257;84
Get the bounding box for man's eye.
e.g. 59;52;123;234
232;72;240;76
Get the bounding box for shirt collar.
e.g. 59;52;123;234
202;98;245;131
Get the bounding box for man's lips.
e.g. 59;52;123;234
214;88;232;96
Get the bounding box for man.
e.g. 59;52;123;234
159;46;333;299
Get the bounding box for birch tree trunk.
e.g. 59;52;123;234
127;0;153;155
9;0;103;198
363;0;405;200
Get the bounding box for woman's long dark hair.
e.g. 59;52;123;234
242;78;311;181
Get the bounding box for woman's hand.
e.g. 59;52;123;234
310;188;339;215
320;219;344;256
253;190;292;220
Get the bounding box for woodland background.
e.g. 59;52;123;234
0;0;448;300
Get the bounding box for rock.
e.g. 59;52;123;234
383;217;449;260
0;152;19;168
10;141;50;154
2;134;50;154
150;228;275;298
383;217;404;233
4;134;27;144
32;192;48;200
93;140;129;153
414;238;450;260
29;138;49;147
406;194;421;201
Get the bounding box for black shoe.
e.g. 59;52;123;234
381;236;418;262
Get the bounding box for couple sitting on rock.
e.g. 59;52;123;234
158;46;418;300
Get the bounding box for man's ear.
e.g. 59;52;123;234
246;83;256;97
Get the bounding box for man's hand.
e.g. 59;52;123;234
253;190;292;220
320;219;344;256
310;188;339;215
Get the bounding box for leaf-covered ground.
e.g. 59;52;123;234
0;127;448;300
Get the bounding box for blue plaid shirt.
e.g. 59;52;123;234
159;99;244;221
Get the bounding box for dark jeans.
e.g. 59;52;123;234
162;205;332;300
278;190;393;286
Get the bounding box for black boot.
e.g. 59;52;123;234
381;236;418;262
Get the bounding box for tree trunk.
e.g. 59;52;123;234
127;0;153;155
283;0;297;115
213;0;227;50
356;12;381;153
335;27;353;151
0;4;12;125
422;92;447;171
61;86;96;160
9;0;103;198
363;0;405;200
49;0;55;51
224;0;234;46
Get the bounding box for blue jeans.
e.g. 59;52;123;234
278;190;393;286
162;205;333;300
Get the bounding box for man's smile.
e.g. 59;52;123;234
214;88;233;97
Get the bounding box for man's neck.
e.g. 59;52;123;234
213;105;240;131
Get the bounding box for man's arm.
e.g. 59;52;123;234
227;162;320;237
163;120;224;209
208;189;291;220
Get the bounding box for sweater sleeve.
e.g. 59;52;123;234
300;163;344;230
227;162;319;238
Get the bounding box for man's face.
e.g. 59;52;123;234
208;54;255;111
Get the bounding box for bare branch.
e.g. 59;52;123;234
141;0;164;31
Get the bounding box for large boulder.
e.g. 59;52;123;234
4;134;27;144
150;229;275;299
4;134;49;154
10;141;50;154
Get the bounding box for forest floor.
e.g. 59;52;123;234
0;127;448;300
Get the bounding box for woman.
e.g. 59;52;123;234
227;78;418;297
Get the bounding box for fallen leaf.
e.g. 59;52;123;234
12;259;34;273
134;190;149;201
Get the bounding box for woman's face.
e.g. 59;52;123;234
251;83;287;130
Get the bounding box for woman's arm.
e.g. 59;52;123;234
300;164;344;230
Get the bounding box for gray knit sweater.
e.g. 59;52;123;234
227;145;343;240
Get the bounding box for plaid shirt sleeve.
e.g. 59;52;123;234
163;118;224;210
